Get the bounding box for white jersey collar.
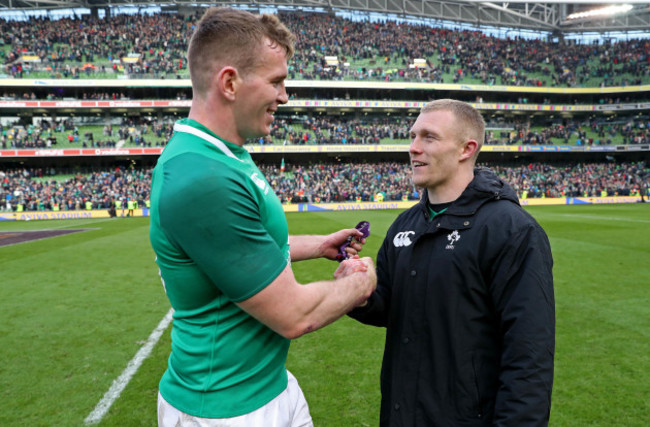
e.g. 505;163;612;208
173;122;242;162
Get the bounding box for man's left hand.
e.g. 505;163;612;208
320;228;366;261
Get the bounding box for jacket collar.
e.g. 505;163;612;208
417;167;520;219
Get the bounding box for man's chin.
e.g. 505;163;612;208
411;176;425;189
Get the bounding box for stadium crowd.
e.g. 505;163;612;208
264;115;650;146
263;116;411;145
496;118;650;146
1;11;649;212
1;11;648;87
2;114;649;149
0;118;175;149
2;161;647;212
1;167;151;213
492;162;649;199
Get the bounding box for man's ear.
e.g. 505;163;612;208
460;139;479;162
215;66;239;101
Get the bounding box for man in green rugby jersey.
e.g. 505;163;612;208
149;7;376;427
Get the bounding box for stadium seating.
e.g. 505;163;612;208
2;161;648;213
1;13;648;87
0;9;649;212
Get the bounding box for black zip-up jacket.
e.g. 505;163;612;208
350;168;555;426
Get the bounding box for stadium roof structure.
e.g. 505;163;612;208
0;0;649;34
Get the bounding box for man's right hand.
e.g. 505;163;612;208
334;257;377;306
238;257;377;339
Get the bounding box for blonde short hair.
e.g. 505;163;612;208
421;99;485;151
187;7;295;96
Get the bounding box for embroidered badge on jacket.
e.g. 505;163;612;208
393;231;415;247
446;230;460;250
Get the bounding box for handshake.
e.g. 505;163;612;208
334;256;377;308
317;221;376;309
330;221;376;308
334;256;375;280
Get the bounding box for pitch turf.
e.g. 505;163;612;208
0;204;648;426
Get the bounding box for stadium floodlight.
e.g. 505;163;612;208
566;4;634;20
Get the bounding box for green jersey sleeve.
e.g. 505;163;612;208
158;152;288;302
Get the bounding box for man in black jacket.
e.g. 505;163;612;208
348;99;555;426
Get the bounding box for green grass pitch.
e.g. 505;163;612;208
0;204;648;426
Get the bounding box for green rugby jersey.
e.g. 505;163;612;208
149;118;291;418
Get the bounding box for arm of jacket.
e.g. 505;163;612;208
347;224;394;327
491;221;555;426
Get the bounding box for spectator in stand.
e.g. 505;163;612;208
2;113;647;149
0;167;152;213
1;161;648;212
1;11;648;86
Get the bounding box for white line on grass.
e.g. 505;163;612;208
84;308;174;425
533;212;650;224
52;218;122;229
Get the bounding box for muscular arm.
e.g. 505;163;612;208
238;258;376;339
159;161;376;339
289;229;365;262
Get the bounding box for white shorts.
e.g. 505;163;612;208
158;370;313;427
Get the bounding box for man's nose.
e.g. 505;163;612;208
278;83;289;104
409;137;421;154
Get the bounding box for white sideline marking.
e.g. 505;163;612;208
84;308;174;425
535;212;650;224
561;214;650;224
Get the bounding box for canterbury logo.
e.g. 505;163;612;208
393;231;415;247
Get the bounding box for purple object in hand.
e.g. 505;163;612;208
336;221;371;262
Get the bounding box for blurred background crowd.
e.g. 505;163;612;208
1;10;649;213
2;113;649;150
2;161;648;212
2;12;648;87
